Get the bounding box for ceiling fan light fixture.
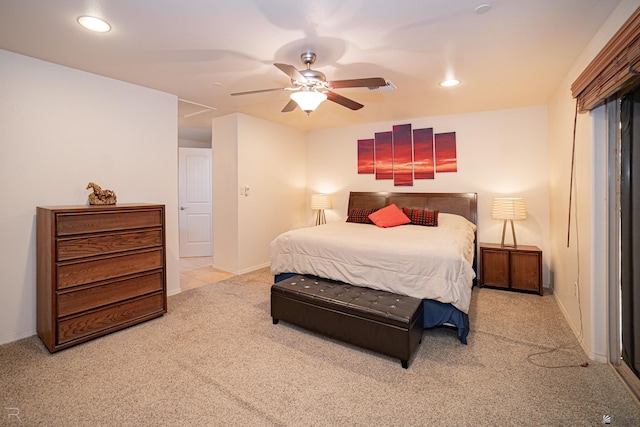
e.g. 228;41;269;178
290;90;327;114
234;53;385;113
440;79;460;87
77;16;111;32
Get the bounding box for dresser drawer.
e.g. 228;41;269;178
56;248;164;289
57;293;165;344
56;208;163;236
57;229;163;261
57;271;164;317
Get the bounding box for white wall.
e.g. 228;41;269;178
178;126;212;147
212;114;240;272
547;0;640;362
212;113;306;274
0;50;180;345
306;106;551;286
178;138;211;149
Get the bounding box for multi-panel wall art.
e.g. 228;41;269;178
357;123;457;186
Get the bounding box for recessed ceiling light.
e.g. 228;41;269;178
475;4;492;15
77;16;111;33
440;79;460;87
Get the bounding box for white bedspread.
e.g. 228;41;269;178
269;213;477;313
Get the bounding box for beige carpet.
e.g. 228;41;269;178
2;268;639;426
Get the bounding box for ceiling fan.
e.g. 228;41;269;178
231;52;388;114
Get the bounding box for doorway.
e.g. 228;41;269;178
178;147;213;258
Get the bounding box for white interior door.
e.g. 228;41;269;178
179;147;212;257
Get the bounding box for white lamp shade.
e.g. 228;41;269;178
492;198;526;220
290;90;327;112
311;194;332;210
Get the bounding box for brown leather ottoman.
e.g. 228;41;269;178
271;275;424;368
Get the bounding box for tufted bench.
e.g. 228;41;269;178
271;275;424;368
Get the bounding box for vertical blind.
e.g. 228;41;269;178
572;7;640;112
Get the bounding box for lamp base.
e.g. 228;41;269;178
315;209;326;226
500;219;518;248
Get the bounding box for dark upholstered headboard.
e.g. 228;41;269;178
347;192;478;225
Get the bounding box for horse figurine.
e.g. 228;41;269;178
87;182;117;205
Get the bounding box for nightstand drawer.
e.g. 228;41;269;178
511;252;541;292
480;249;510;288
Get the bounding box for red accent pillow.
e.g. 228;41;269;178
368;204;411;228
402;208;439;226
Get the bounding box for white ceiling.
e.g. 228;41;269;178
0;0;620;141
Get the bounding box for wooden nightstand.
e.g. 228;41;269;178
479;243;543;295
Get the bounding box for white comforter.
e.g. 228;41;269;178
269;213;477;313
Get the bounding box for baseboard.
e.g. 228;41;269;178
0;329;36;347
167;288;181;297
213;262;270;275
553;292;607;363
237;262;270;275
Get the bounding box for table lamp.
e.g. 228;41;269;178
492;198;526;248
311;194;332;226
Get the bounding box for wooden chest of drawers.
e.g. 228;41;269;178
36;204;167;352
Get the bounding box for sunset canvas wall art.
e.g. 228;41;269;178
393;124;413;186
357;138;374;174
375;131;393;180
413;127;435;179
435;132;458;173
356;124;457;185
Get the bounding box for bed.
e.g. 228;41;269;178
270;191;477;344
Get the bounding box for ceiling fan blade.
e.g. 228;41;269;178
281;99;298;113
327;77;387;89
274;63;307;83
231;87;288;96
325;91;364;110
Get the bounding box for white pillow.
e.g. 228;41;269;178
438;213;477;232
